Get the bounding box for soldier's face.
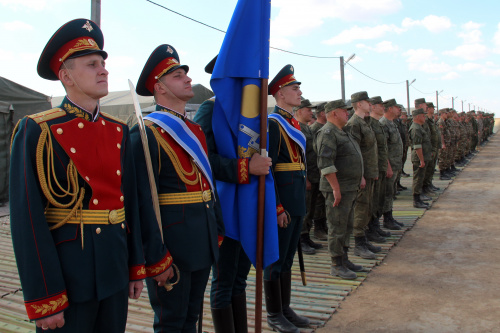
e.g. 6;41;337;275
370;103;384;116
63;54;109;99
427;107;435;116
280;84;302;107
335;109;349;126
159;68;194;102
299;107;313;122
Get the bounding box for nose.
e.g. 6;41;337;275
99;64;108;76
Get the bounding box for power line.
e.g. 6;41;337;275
345;63;406;85
410;85;434;95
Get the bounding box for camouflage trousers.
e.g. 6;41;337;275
323;190;357;258
353;178;375;237
372;171;387;219
302;182;325;235
423;151;437;188
383;170;398;213
412;162;429;195
438;146;450;170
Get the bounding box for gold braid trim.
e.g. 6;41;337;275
10;119;21;153
151;127;198;186
36;123;85;233
278;125;300;162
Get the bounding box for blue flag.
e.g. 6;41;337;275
210;0;278;268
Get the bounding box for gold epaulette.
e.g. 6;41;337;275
28;108;66;124
100;111;126;125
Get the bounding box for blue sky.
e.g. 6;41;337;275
1;0;499;115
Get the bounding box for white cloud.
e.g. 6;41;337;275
271;0;402;47
443;43;489;61
323;24;404;45
457;63;482;71
1;20;33;31
270;36;293;51
357;40;398;53
458;30;482;44
0;0;47;10
401;15;452;33
442;72;460;80
462;21;484;31
403;48;451;73
493;23;500;54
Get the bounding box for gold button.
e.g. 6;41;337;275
96;227;101;234
70;147;76;154
109;210;119;224
161;129;165;133
117;126;121;132
56;128;63;134
120;196;124;202
93;199;98;205
78;122;84;129
117;143;121;149
199;128;202;131
116;170;121;176
121;223;125;229
204;183;207;188
101;120;106;125
85;176;90;182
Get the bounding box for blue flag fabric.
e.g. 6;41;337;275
210;0;278;268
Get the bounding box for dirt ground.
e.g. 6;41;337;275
318;135;500;333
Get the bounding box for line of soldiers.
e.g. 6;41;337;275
8;18;495;333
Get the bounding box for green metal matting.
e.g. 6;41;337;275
0;158;466;333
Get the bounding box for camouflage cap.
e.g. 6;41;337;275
368;96;383;105
325;99;348;113
314;101;327;113
383;99;397;108
414;98;426;105
426;102;435;108
298;99;312;109
350;91;369;103
397;104;405;110
438;108;449;114
412;108;425;116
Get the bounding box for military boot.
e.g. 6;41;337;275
422;186;435;195
439;170;451;180
365;237;382;253
313;218;328;241
420;194;432;201
397;182;407;191
280;271;310;328
330;256;357;280
366;218;386;243
231;292;248;333
372;216;391;237
343;247;365;272
383;212;401;230
388;210;404;227
413;194;429;209
211;305;235;333
354;236;376;259
264;279;299;333
299;234;316;255
430;183;440;191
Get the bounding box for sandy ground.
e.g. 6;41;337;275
318;135;500;333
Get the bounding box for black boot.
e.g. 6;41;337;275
430;183;440;191
264;279;299;333
280;271;310;328
383;211;401;230
365;236;381;253
422;186;435;195
451;164;459;172
397;182;407;191
313;218;328;241
305;233;323;249
232;292;248;333
300;234;316;255
211;305;235;333
372;216;391;237
388;210;404;227
330;256;357;280
366;218;386;243
420;194;432;201
439;170;450;180
343;247;365;272
353;236;376;259
413;194;429;209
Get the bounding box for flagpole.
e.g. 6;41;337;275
255;78;268;333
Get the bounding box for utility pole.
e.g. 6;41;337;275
340;54;355;102
406;79;415;113
91;0;101;26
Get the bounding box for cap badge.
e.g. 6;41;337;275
167;46;174;54
82;20;93;32
290;65;294;71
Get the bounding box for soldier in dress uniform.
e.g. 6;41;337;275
295;99;324;254
130;45;224;332
9;19;147;332
408;108;432;209
265;65;310;333
193;56;272;333
315;99;364;280
344;91;380;260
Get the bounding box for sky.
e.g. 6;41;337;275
1;0;499;116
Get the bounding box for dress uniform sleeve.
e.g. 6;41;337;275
9;118;69;320
268;119;284;215
194;100;250;184
130;125;173;278
120;125;147;281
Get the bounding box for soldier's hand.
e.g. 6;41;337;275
419;160;425;168
332;189;341;207
306;178;311;191
386;168;393;179
442;144;446;149
277;212;287;228
154;267;175;287
36;312;65;330
129;280;144;299
360;177;366;189
249;154;272;176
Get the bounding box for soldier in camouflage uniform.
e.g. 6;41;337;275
366;96;392;243
295;99;324;255
380;99;404;229
445;110;459;176
422;102;440;195
414;98;432;202
316;99;364;280
344;91;380;260
437;109;452;180
394;110;408;192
